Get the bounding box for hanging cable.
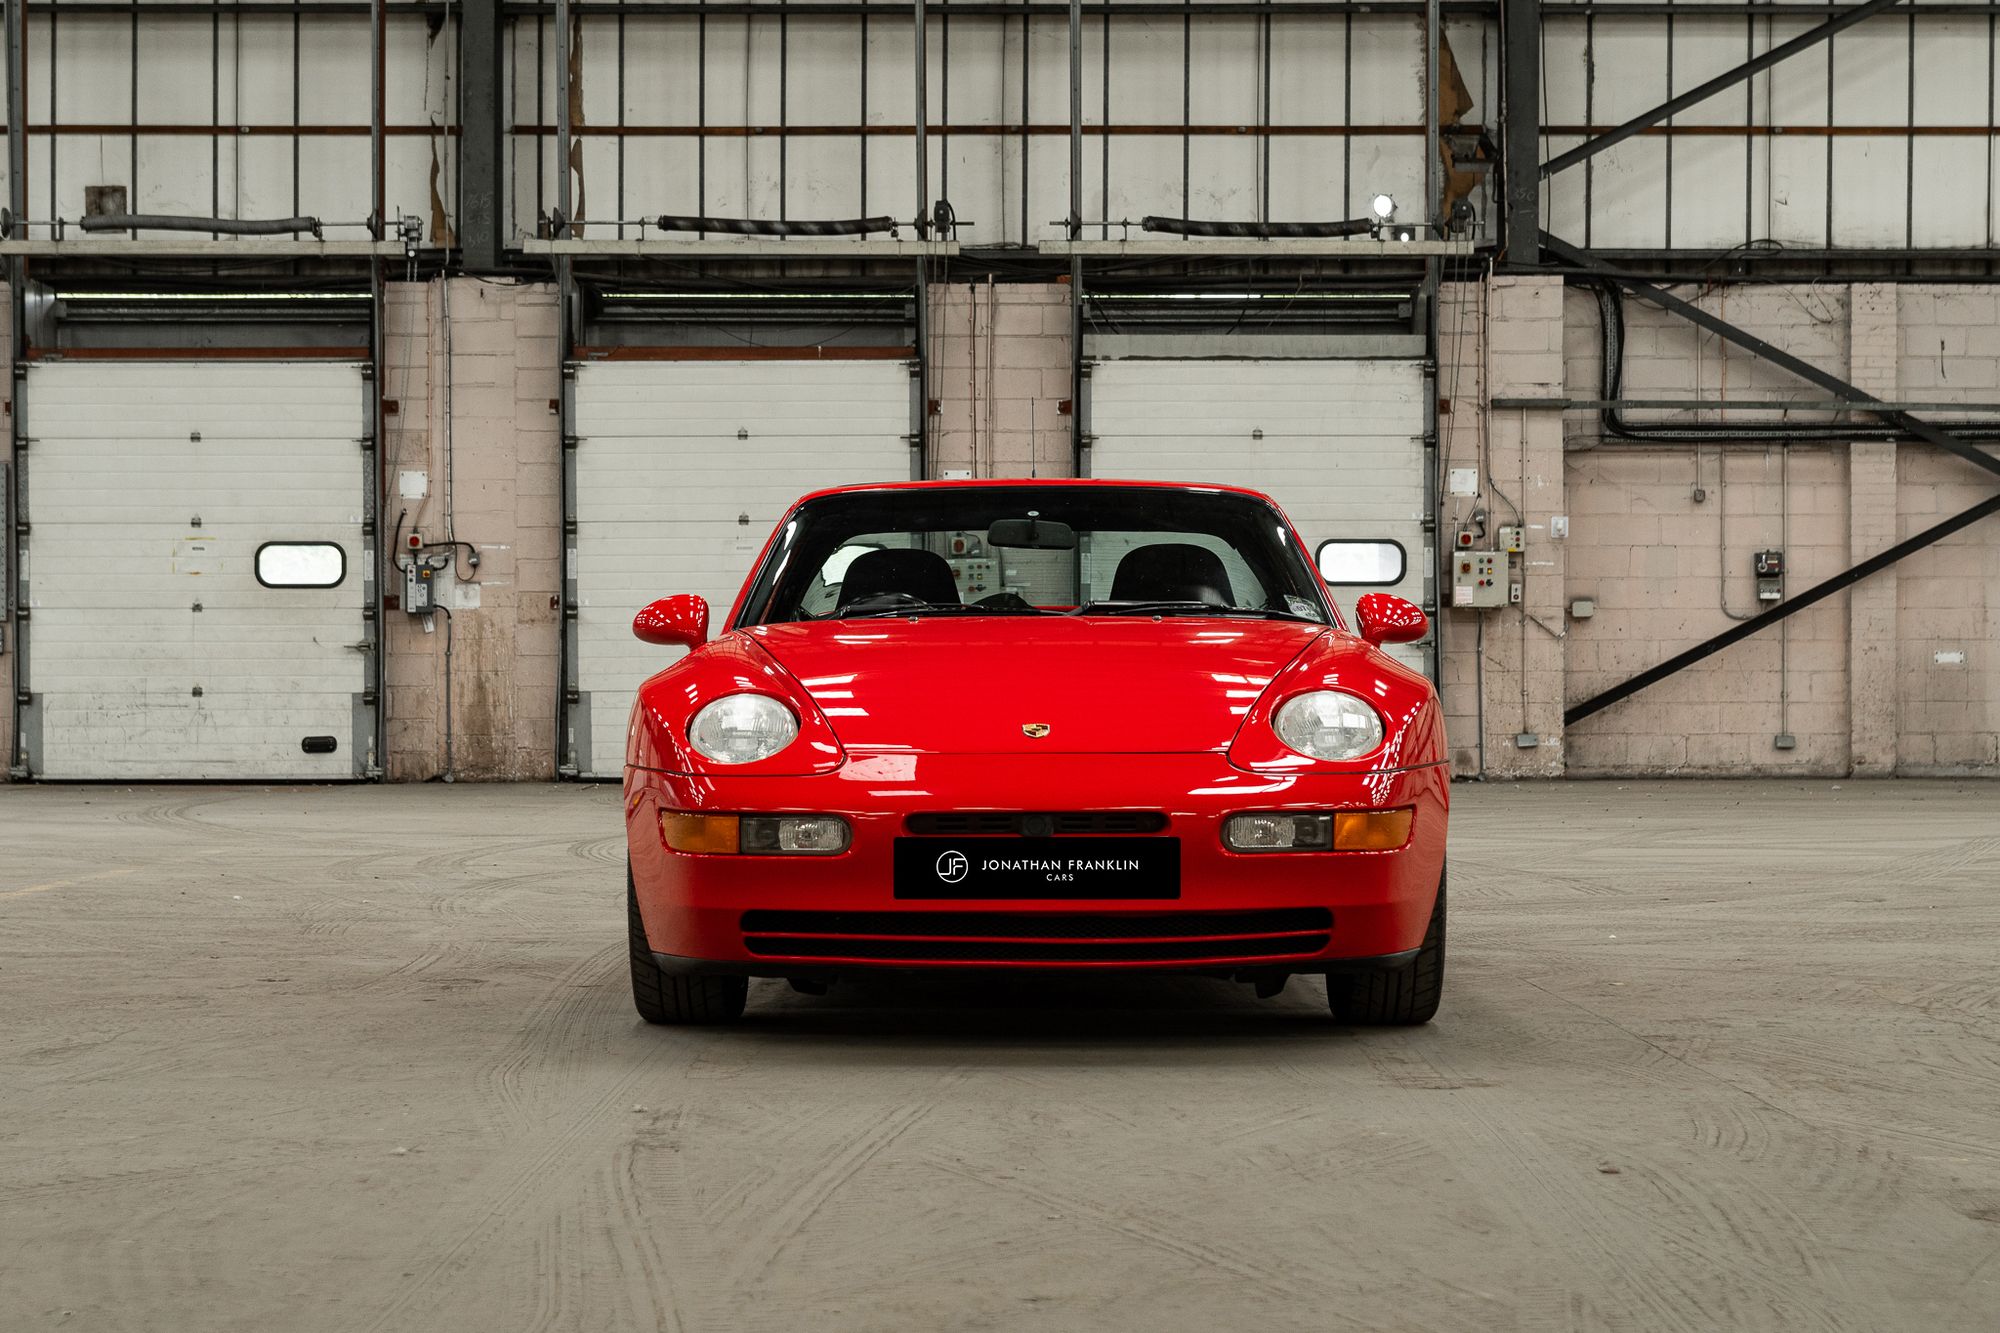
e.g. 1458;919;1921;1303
1140;216;1373;239
1586;279;2000;444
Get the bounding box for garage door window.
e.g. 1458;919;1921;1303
1316;539;1405;586
256;542;346;589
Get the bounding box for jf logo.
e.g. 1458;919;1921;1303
935;850;970;884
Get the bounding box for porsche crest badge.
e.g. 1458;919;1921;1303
1022;722;1052;739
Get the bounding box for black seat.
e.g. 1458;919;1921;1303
1108;542;1236;607
836;548;962;611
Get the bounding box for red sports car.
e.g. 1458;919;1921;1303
622;480;1447;1024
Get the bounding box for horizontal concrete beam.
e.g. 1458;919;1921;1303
522;238;960;258
1087;333;1428;360
0;239;406;257
1043;239;1473;257
1495;396;2000;414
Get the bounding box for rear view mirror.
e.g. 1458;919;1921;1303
987;517;1078;550
633;594;710;648
1354;592;1428;646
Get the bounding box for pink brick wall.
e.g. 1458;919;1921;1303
0;285;12;774
1446;277;1999;778
1440;278;1568;776
381;279;564;781
927;282;1076;478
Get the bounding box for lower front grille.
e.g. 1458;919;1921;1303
742;935;1331;963
739;907;1334;964
904;811;1170;836
741;907;1330;940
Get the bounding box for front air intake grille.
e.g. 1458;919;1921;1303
906;812;1018;836
739;907;1333;964
742;908;1330;939
743;935;1330;963
904;811;1170;836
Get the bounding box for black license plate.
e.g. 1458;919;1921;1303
894;837;1181;900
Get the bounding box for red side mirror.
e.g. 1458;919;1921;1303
633;595;709;648
1354;592;1428;646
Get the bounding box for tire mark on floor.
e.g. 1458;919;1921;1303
732;1100;939;1289
921;1153;1327;1306
358;1032;710;1333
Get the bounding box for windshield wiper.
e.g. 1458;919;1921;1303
1072;600;1321;622
841;602;994;619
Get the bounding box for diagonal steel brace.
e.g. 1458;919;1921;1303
1565;493;2000;725
1538;0;1909;180
1540;232;2000;726
1541;232;2000;482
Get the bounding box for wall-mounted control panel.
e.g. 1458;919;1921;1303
950;557;1000;602
1755;548;1785;602
403;559;438;613
402;556;453;613
1452;551;1508;608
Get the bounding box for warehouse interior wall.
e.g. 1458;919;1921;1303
11;9;458;244
927;282;1075;479
381;279;562;782
1440;277;2000;779
1;283;12;774
4;274;1993;782
18;9;2000;257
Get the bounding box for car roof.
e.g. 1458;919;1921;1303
791;477;1283;506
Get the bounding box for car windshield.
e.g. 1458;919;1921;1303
737;485;1332;626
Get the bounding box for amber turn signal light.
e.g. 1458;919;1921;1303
661;811;741;854
662;811;852;855
1332;807;1414;851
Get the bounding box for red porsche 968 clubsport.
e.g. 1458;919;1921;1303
622;480;1447;1024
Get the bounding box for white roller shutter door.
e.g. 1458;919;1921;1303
21;360;370;780
1086;358;1430;670
571;358;914;777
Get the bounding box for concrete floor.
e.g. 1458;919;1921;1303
2;781;1997;1331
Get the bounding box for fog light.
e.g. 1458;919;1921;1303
741;815;851;855
1224;813;1333;852
1223;808;1414;852
663;811;851;854
661;811;740;854
1332;808;1413;851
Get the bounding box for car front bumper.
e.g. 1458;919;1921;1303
624;753;1448;974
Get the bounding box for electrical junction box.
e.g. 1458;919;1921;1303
403;558;445;613
1755;548;1785;602
1452;551;1507;608
950;557;1000;601
1498;525;1524;554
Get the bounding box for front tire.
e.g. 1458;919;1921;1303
629;869;747;1025
1326;875;1445;1026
